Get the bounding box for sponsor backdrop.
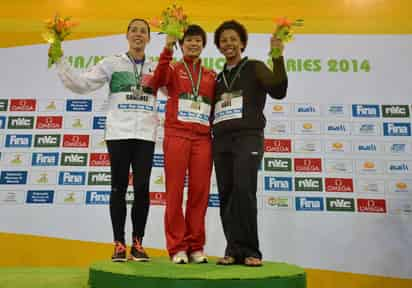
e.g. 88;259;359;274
1;33;411;281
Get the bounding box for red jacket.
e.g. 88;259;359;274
152;48;216;138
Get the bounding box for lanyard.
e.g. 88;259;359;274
222;59;248;91
182;60;202;98
126;52;145;88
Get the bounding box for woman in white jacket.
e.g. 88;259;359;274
56;18;158;262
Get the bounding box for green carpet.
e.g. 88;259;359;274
0;268;88;288
89;257;306;288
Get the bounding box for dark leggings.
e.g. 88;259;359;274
106;139;154;244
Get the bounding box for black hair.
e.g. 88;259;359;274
214;20;248;52
127;18;150;38
178;24;207;48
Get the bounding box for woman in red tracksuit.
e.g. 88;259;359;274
152;25;215;264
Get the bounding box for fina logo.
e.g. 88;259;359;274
352;104;380;118
5;134;32;147
58;171;86;185
32;152;59;166
86;191;110;205
295;197;324;211
383;123;411;136
264;176;292;192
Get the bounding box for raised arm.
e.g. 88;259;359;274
151;35;177;90
56;57;110;95
256;35;288;99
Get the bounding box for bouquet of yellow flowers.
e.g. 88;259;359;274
270;17;304;58
43;14;78;65
149;3;189;40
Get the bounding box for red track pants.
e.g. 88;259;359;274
163;134;212;256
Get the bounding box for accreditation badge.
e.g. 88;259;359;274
213;90;243;124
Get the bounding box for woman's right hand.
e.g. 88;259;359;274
166;35;177;50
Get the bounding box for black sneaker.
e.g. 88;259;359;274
111;241;127;262
128;237;150;262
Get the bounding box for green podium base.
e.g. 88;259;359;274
89;257;306;288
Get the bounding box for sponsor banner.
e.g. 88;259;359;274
325;178;354;193
325;140;351;153
264;176;293;192
36;116;63;129
150;168;166;192
31;152;59;166
55;190;84;205
262;195;292;210
294;103;320;116
266;103;290;117
152;154;164;168
92;116;106;130
265;120;290;136
324;121;351;136
89;153;110;166
208;194;220;207
357;179;385;195
37;100;65;113
386;161;411;175
91;134;107;151
387;180;412;194
0;190;25;204
352;122;380;136
264;157;292;172
264;139;292;153
34;134;61;148
295;197;324;211
64;115;91;130
30;171;57;185
88;171;111;186
352;104;380;118
0;171;27;184
2;152;30;167
7;116;34;129
294;140;322;153
381;105;410;118
325;159;353;174
5;134;32;148
0;99;8;111
62;134;90;148
9;99;36;112
295;177;323;192
383;122;411;136
353;142;382;153
26;190;54;204
356;159;384;175
384;142;411;154
322;104;349;118
357;198;387;213
66;99;93;112
60;152;88;166
294;120;321;135
150;192;166;205
58;171;86;185
294;158;322;173
326;197;355;212
85;190;110;205
388;199;412;215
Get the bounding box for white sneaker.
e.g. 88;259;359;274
172;251;188;264
190;250;208;263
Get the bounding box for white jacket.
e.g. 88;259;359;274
57;54;158;141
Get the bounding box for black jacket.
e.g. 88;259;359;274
212;57;288;137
